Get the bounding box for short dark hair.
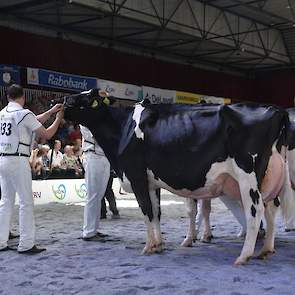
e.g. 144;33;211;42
7;84;24;100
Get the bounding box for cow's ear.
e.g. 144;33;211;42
141;98;151;106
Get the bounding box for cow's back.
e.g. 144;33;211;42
137;104;227;191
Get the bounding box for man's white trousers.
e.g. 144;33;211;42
82;153;110;238
0;157;35;251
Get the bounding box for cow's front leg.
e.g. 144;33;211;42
130;176;163;254
201;199;213;243
181;198;197;247
257;197;280;260
235;179;264;265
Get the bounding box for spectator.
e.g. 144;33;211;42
47;140;63;169
29;148;43;179
61;145;83;178
40;144;50;170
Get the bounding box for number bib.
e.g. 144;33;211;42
0;108;31;154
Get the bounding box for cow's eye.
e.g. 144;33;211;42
91;99;98;108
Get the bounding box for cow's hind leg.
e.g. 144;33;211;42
201;199;213;243
149;188;163;252
235;177;264;265
257;197;280;260
181;198;197;247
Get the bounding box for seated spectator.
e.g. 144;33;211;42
47;140;64;178
48;140;63;169
73;138;82;157
29;148;42;179
30;147;51;179
61;145;83;178
40;144;50;169
68;123;81;142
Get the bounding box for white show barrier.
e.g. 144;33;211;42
15;178;184;207
18;179;87;205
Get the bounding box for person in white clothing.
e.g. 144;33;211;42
47;139;63;168
80;124;111;240
0;84;63;254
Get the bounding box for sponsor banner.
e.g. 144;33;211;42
200;95;231;104
97;79;141;101
16;179;87;205
176;91;202;104
0;65;20;86
142;86;176;104
27;67;97;92
176;91;231;105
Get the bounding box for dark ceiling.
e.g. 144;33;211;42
1;0;295;75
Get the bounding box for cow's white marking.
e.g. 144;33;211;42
249;153;258;166
132;104;145;140
149;190;162;249
146;158;238;200
81;90;92;95
181;198;197;247
231;159;263;264
143;215;156;254
120;173;134;193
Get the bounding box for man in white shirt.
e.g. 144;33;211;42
47;139;63;168
0;84;63;254
80;124;110;240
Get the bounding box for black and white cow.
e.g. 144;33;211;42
64;89;287;265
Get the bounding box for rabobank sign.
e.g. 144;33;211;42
27;67;98;92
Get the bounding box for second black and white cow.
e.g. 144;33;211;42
64;90;287;264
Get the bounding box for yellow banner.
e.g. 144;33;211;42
176;91;202;104
176;91;231;104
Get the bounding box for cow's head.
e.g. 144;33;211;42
63;89;103;109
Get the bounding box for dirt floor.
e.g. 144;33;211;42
2;186;295;295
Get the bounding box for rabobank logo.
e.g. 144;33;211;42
75;183;87;199
48;74;88;91
52;184;66;200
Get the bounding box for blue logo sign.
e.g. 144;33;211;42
29;68;97;92
52;184;66;200
75;183;87;199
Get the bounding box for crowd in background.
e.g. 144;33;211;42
23;94;85;180
30;124;84;180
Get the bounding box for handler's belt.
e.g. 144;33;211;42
0;152;29;157
82;149;105;156
83;149;95;154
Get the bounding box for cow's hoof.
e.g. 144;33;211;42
256;249;275;260
181;238;194;247
142;245;154;255
234;255;251;265
201;234;213;243
152;243;163;253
